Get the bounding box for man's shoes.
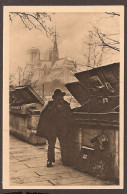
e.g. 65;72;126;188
47;161;52;167
52;159;55;163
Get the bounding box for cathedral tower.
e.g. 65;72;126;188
26;48;40;70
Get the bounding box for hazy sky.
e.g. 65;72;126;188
9;12;120;74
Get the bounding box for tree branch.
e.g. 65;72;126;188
94;27;120;52
105;12;120;16
9;12;55;38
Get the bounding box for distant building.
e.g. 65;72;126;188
26;30;77;98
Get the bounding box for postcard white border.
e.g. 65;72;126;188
3;5;124;189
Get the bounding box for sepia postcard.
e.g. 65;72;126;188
3;5;124;190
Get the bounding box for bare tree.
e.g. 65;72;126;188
93;26;120;52
10;66;39;88
83;30;105;69
19;67;39;87
94;12;120;52
9;12;55;37
83;12;120;69
9;74;14;85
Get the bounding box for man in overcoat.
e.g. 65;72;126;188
37;89;74;167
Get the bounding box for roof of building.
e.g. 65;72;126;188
34;57;76;70
53;57;75;69
39;60;52;69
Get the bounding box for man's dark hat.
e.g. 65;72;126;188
52;89;66;99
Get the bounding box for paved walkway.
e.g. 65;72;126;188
10;135;114;186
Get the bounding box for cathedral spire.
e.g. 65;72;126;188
52;27;59;65
54;26;57;43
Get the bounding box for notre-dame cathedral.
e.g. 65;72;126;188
26;30;77;98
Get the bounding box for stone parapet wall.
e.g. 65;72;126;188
10;113;46;145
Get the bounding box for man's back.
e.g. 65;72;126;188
37;98;73;138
